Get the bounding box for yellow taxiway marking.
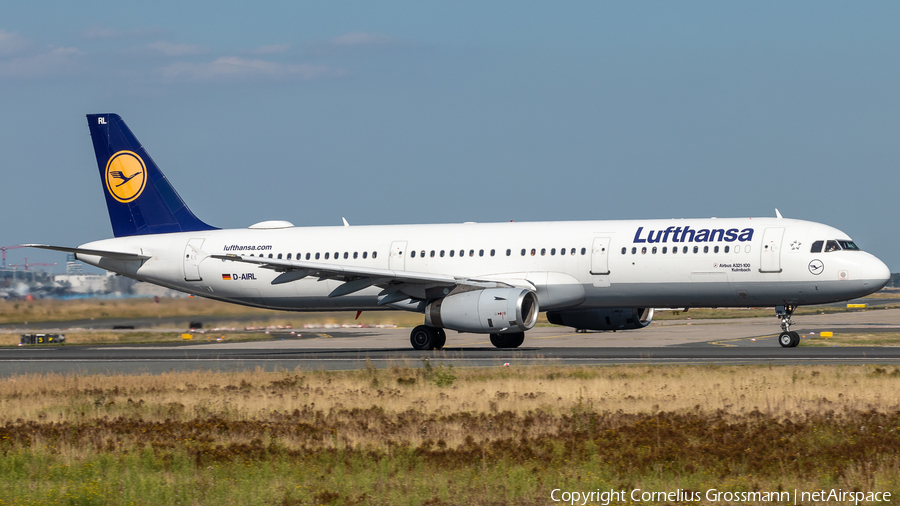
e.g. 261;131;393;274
710;335;777;347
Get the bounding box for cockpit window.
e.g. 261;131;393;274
824;240;841;252
810;241;823;253
838;240;860;251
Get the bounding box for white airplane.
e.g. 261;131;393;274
28;114;891;350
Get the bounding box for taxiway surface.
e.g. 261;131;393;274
2;309;899;375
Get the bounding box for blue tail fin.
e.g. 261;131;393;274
87;114;217;237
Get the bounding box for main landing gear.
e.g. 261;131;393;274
410;325;446;351
490;332;525;349
776;304;800;348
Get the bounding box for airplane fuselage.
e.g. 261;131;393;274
76;217;889;312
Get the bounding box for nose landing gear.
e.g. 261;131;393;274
776;305;800;348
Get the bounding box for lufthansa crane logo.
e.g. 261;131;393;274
105;151;147;203
808;259;824;275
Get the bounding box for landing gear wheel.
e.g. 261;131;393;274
778;331;801;348
490;333;525;349
410;325;438;350
507;332;525;348
489;333;508;348
778;332;793;348
434;328;446;350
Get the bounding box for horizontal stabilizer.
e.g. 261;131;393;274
23;244;150;260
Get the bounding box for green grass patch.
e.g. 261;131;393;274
800;332;900;347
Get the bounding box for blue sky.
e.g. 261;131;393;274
2;2;899;272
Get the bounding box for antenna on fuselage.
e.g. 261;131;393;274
775;209;783;219
342;217;350;227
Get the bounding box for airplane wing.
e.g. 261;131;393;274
23;244;151;260
210;253;516;302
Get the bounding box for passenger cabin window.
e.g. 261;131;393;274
306;253;311;260
714;246;719;253
410;251;416;258
838;240;860;251
363;252;367;259
469;249;474;257
354;252;359;259
652;247;657;254
560;248;566;255
541;248;546;256
641;247;647;254
372;252;377;259
315;253;320;260
459;250;464;257
571;248;576;255
490;249;495;256
581;248;586;255
450;250;455;257
505;249;511;256
550;248;556;255
811;241;823;253
621;247;627;255
440;250;445;257
631;247;637;254
531;249;536;256
662;246;667;254
521;249;526;256
703;246;708;253
324;252;330;259
430;250;435;258
343;252;348;259
723;246;729;254
479;249;484;257
421;250;425;257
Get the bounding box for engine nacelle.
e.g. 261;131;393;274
546;308;654;331
425;288;539;333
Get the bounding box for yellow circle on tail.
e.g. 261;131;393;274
105;151;147;203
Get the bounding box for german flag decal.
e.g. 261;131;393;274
222;274;232;280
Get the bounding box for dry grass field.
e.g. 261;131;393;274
4;287;898;328
0;297;429;329
1;364;899;505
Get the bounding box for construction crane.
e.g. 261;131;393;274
8;258;57;271
1;245;25;269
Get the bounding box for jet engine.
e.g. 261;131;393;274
546;307;654;330
425;288;539;333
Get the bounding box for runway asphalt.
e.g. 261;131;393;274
2;308;900;375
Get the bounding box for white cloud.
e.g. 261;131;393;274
81;25;161;40
0;30;31;55
160;56;342;81
146;41;208;56
250;44;290;55
0;47;83;78
330;32;395;47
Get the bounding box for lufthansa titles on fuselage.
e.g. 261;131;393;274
633;226;754;244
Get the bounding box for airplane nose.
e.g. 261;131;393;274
866;253;891;290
